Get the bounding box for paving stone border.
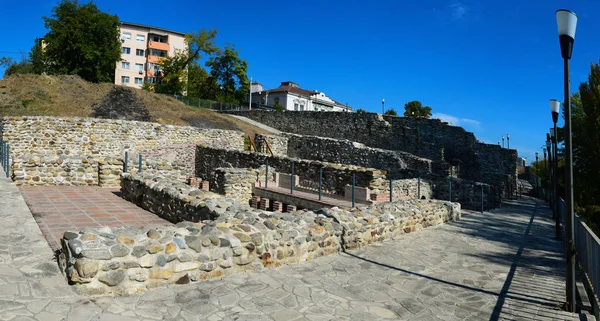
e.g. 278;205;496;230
59;172;460;296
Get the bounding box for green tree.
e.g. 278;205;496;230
356;108;367;114
154;29;218;95
29;38;48;74
384;108;397;116
39;0;121;82
0;55;32;77
206;43;249;104
403;100;432;118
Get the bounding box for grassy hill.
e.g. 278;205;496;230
0;74;262;136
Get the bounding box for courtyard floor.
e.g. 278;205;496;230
19;186;172;250
0;173;593;320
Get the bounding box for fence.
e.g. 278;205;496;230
0;140;9;178
559;198;600;318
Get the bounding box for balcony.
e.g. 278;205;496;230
147;55;164;63
148;40;169;51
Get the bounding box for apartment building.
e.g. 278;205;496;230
115;22;186;88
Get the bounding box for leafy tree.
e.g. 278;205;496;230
206;43;249;104
29;38;48;75
0;55;33;77
154;29;218;95
403;100;432;118
384;108;397;116
356;108;367;114
37;0;121;82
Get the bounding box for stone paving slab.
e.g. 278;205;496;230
0;169;593;320
19;186;172;250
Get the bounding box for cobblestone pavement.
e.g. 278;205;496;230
19;186;172;250
0;173;592;320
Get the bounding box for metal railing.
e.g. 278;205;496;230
168;94;274;112
559;198;600;317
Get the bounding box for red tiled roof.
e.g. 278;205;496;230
265;84;316;97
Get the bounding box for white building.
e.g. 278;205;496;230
251;81;352;112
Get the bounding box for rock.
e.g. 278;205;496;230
149;268;172;279
185;236;203;252
250;233;263;246
232;247;243;256
219;238;231;248
165;242;176;254
81;249;111;260
63;231;79;240
209;236;220;246
140;255;154;268
176;274;190;284
172;262;200;273
131;246;147;258
234;255;253;266
124;261;140;269
246;243;256;252
234;233;251;243
110;244;129;257
219;258;233;268
201;238;211;247
178;252;192;262
68;239;84;256
117;236;135;245
129;269;148;282
74;259;98;278
238;225;252;232
147;243;163;254
173;237;187;249
198;254;211;262
264;220;276;230
102;261;120;271
98;270;125;286
147;229;161;239
156;255;167;267
199;262;216;272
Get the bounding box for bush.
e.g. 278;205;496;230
356;108;367;114
92;86;151;121
384;108;397;116
273;103;284;111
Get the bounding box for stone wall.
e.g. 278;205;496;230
432;178;498;211
389;178;433;200
0;116;245;185
60;172;460;295
196;146;387;197
227;111;517;195
254;134;288;157
214;168;259;204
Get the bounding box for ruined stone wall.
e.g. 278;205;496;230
1;116;244;185
432;178;498;211
254;134;288;157
214;168;259;204
227;111;517;196
196;146;387;197
60;172;460;295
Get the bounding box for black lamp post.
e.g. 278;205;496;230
550;124;560;240
382;98;385;115
502;136;505;148
507;134;510;149
535;152;539;196
556;8;577;312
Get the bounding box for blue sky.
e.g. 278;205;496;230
2;0;599;164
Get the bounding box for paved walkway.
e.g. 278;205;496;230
0;171;592;320
19;186;172;251
228;115;282;134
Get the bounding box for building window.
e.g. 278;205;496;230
134;77;143;85
149;49;168;57
121;62;129;69
300;104;305;111
135;63;143;71
136;34;145;42
122;32;131;40
122;47;130;54
151;34;168;43
136;49;144;56
147;77;155;84
294;103;298;111
121;76;129;84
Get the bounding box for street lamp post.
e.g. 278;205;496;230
550;122;560;241
556;8;578;312
382;98;385;115
507;134;510;149
535;152;539;197
502;136;505;148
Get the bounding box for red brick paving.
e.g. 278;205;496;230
19;186;172;250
